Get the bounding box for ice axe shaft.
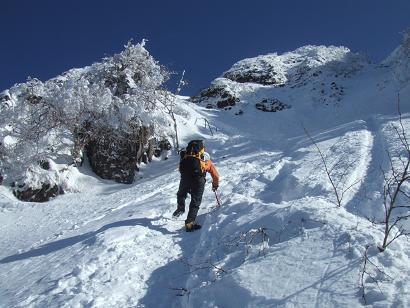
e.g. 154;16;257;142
214;190;221;207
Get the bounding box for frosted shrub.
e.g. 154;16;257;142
0;40;173;195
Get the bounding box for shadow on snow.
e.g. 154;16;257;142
0;217;173;264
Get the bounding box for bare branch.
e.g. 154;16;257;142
379;94;410;251
360;245;392;303
302;125;361;207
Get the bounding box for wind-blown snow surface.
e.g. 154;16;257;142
2;47;410;307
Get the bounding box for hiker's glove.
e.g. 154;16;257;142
212;184;219;191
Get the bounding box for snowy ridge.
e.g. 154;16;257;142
223;45;367;87
199;44;375;116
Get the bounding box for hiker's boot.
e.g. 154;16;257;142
185;221;202;232
172;208;185;217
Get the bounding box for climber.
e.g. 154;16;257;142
173;140;220;231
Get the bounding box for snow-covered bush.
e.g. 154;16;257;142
0;40;174;199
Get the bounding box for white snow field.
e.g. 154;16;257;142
2;42;410;307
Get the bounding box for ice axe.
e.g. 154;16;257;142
214;190;222;207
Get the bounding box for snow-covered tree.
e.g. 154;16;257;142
0;40;175;197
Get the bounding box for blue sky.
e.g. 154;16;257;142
1;0;410;95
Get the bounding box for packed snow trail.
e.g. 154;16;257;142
0;158;184;307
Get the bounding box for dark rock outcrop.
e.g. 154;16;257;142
87;132;139;184
26;94;43;105
0;94;10;103
39;160;51;170
255;98;291;112
13;183;60;202
195;83;240;109
154;139;172;158
223;69;279;85
86;126;161;184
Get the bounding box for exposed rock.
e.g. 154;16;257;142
0;94;10;103
255;98;291;112
26;94;43;105
86;126;157;184
224;68;279;85
87;133;139;184
13;183;60;202
216;97;237;109
222;54;285;86
39;160;51;170
196;82;240;109
200;85;229;99
154;139;172;158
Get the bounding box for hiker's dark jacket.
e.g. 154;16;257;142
179;155;219;185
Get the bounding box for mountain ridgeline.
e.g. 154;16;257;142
1;30;410;202
194;33;410;113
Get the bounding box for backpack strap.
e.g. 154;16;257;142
183;152;207;175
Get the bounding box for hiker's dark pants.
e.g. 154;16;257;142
177;176;206;224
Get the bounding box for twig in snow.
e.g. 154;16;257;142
359;245;392;305
303;125;361;207
374;94;410;252
221;227;271;261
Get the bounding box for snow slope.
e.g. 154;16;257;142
2;41;410;307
